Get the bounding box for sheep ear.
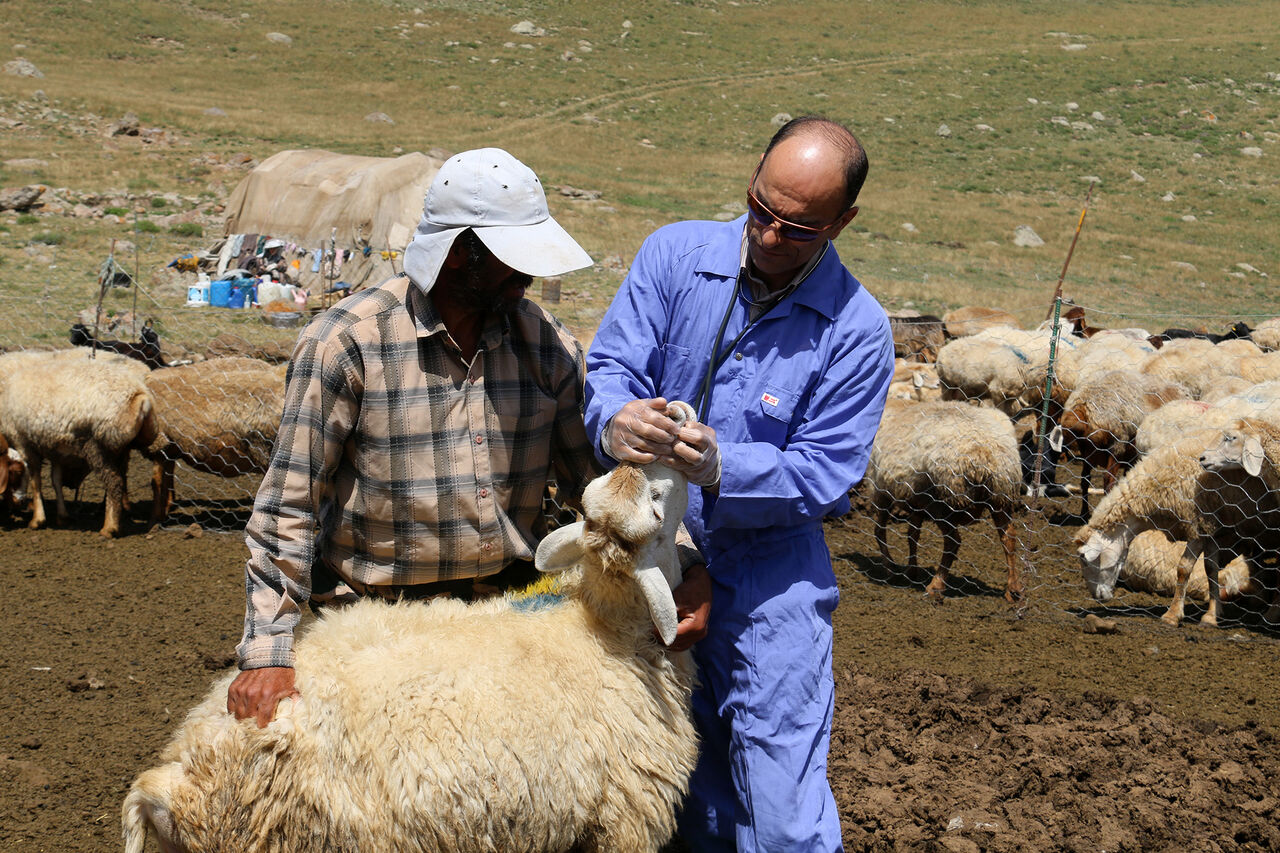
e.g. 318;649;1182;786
636;564;679;646
1048;424;1064;453
1243;437;1264;478
535;522;586;574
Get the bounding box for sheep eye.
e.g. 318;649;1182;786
650;486;662;501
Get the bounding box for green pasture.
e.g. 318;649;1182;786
1;0;1278;345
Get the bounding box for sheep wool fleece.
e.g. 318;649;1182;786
585;216;895;852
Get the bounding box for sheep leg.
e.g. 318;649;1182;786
82;442;125;538
50;460;70;526
1078;457;1092;518
1199;539;1226;628
995;509;1024;604
906;513;928;585
149;459;175;526
1162;538;1203;626
926;520;958;603
874;505;893;565
26;452;46;530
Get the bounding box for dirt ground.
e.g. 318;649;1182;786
1;469;1278;853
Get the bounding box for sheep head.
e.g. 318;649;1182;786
1078;529;1126;602
1200;425;1264;478
535;401;696;646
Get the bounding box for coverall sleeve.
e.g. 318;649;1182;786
709;313;895;529
236;334;361;669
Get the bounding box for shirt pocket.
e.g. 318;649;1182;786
746;383;799;447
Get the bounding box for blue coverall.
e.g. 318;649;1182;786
585;216;895;852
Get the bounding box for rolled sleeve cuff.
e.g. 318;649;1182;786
236;636;297;671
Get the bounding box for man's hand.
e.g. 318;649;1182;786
603;398;680;464
227;666;300;728
667;563;712;652
669;422;722;489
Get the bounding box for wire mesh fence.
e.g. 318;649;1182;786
2;292;1279;638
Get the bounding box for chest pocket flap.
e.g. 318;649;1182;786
758;384;798;423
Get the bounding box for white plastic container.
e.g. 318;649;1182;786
186;273;211;307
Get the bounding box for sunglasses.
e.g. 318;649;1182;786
745;168;843;243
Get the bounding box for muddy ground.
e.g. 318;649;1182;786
1;468;1278;853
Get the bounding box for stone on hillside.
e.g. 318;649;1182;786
1181;214;1197;222
1171;261;1197;272
364;112;395;124
1062;43;1088;52
1130;170;1145;183
265;32;293;46
1162;192;1175;202
1081;175;1102;184
204;107;227;117
0;185;45;211
3;58;43;78
105;113;140;137
1013;225;1044;248
771;112;792;129
975;123;993;132
1091;111;1106;121
1065;102;1079;111
1070;121;1094;131
1241;147;1263;157
936;123;951;138
511;21;546;37
902;223;918;233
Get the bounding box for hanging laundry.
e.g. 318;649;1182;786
333;248;344;275
311;248;322;273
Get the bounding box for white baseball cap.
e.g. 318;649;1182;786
402;148;592;292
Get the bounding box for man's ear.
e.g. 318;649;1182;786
828;205;859;240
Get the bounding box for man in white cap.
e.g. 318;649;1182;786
228;148;653;725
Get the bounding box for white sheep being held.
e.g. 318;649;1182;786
122;405;701;853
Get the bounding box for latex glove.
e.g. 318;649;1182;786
602;398;680;464
670;421;721;488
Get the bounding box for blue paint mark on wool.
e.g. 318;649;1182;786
508;592;566;612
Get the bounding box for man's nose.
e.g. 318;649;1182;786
759;221;785;248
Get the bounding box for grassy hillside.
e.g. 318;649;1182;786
2;0;1278;345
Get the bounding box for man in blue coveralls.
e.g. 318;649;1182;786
584;116;895;851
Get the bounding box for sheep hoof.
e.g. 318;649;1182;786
1004;587;1024;606
1197;614;1219;629
925;581;946;604
1159;610;1182;627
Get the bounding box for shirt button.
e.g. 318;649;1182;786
475;434;484;444
734;352;744;361
479;488;489;498
482;542;493;552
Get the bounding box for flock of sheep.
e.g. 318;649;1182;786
4;308;1280;851
0;346;285;536
870;306;1280;629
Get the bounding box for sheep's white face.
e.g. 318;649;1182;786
1078;531;1123;602
1200;429;1264;478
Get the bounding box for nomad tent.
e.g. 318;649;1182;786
217;148;445;294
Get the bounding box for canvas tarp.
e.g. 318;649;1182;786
221;148;445;291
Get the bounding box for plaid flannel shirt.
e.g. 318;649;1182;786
237;275;600;669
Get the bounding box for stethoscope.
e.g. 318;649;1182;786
691;240;829;423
